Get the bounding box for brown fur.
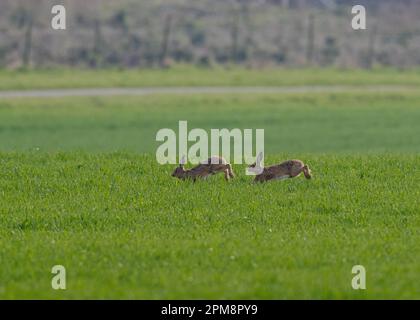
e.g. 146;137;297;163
172;156;235;181
250;159;312;183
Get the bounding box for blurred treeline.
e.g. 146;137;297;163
0;0;419;69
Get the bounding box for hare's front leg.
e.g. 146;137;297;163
226;163;235;178
302;165;312;179
222;163;235;181
292;164;311;179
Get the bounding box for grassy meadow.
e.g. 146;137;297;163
0;68;419;299
1;153;419;299
1;92;419;153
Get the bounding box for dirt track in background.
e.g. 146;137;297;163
0;85;417;98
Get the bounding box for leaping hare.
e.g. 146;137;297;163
248;152;312;183
172;156;235;181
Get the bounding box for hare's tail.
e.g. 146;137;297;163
303;165;312;179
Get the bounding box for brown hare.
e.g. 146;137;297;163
248;152;311;183
172;156;235;181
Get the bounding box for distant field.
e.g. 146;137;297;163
0;92;419;153
0;69;419;299
0;153;419;299
1;67;420;90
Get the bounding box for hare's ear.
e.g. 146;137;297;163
179;155;186;167
256;151;264;167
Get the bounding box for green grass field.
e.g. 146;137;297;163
1;153;419;299
0;68;419;299
1;93;419;153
